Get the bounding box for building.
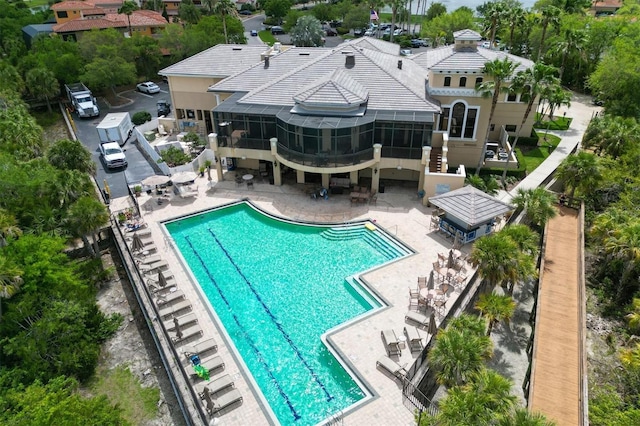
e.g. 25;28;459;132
51;0;168;40
159;30;536;200
590;0;623;16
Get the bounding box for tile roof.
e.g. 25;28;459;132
428;185;514;227
411;45;534;74
51;1;97;10
209;48;329;92
231;43;440;112
452;29;482;41
346;36;401;56
53;10;167;33
293;69;368;108
159;44;269;78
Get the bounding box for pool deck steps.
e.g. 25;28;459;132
320;226;410;260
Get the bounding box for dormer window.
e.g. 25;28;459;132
444;76;451;87
459;77;467;87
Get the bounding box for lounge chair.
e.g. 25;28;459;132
159;299;192;320
191;355;225;381
204;388;243;416
139;260;169;272
404;326;423;353
381;329;402;357
179;185;198;198
172;323;203;344
155;290;185;306
164;312;198;332
137;254;162;265
183;338;218;359
195;374;235;398
376;355;407;381
405;310;429;328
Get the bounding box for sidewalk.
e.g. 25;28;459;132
498;92;601;203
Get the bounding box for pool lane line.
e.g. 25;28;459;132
183;236;301;422
207;228;334;403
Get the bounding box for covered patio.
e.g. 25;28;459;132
428;185;514;244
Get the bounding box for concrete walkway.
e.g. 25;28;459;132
499;92;602;203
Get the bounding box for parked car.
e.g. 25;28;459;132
250;30;258;36
410;39;424;48
364;29;375;37
239;10;252;15
400;48;412;56
354;28;365;37
136;81;160;94
393;28;406;36
481;41;491;48
271;26;284;35
325;27;338;36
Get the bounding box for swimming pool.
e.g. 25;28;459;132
165;202;411;425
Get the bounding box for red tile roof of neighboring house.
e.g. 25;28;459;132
53;10;167;33
51;1;98;11
592;0;622;7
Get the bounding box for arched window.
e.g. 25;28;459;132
459;77;467;87
444;76;451;87
438;101;479;139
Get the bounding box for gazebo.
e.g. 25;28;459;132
429;185;514;244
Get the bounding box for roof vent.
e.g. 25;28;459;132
345;54;355;68
273;42;282;52
264;56;270;68
299;53;310;56
397;60;403;70
232;47;242;51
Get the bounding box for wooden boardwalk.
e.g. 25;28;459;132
528;206;587;425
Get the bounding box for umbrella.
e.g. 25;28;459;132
157;270;168;288
131;233;144;253
174;326;184;341
173;317;180;333
141;174;171;187
428;312;438;336
427;270;435;290
453;232;461;249
447;250;454;269
203;389;215;412
171;171;198;184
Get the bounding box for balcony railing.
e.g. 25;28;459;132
381;146;424;160
277;144;374;168
218;135;271;151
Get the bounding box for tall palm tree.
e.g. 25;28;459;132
504;6;526;51
498;407;556;425
501;224;539;255
213;0;238;44
118;1;139;36
512;187;557;230
475;292;516;336
549;28;586;83
447;313;488;336
64;197;109;258
25;68;60;113
0;208;22;247
475;58;517;174
428;326;493;387
603;222;640;302
465;368;517;416
501;63;559;186
583;115;640;159
387;0;406;43
555;152;602;198
535;5;561;60
0;256;23;322
469;232;519;289
483;1;506;47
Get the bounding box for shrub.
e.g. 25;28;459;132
158;146;191;167
337;27;349;35
132;111;152;125
240;3;255;11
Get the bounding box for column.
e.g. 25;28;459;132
321;173;330;189
209;133;224;181
270;138;282;186
371;143;382;193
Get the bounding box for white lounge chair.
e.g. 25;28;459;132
164;313;198;332
139;260;169;272
196;374;235;398
191;355;225;381
404;326;423;353
171;323;203;344
155;290;185;306
406;310;434;329
204;389;243;416
381;329;402;357
179;185;198;198
159;299;192;320
185;338;218;358
376;355;408;381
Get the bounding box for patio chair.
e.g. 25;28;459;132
204;388;243;416
434;299;447;317
405;310;430;329
404;326;423;353
159;299;192;320
179;185;198;198
417;276;427;290
437;252;447;266
196;374;235;399
191;355;225;380
155;290;185;306
369;190;378;205
164;312;198;332
183;337;218;359
172;323;203;345
376;355;407;382
381;329;402;357
408;288;419;310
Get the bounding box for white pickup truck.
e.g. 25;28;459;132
99;142;127;169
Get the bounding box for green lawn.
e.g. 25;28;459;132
258;30;277;46
23;0;50;8
534;113;572;130
519;133;562;174
89;365;160;424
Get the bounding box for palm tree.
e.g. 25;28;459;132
549;28;586;84
469;232;519;289
47;139;96;174
512;187;557;230
583;115;640;159
213;0;238;44
603;222;640;302
387;0;406;43
25;68;60;113
555;152;602;198
535;5;561;60
504;6;526;51
466;368;517;416
0;256;23;321
498;407;556;425
483;1;506;47
501;63;559;187
65;197;109;258
448;313;488;336
118;1;139;36
475;58;517;174
475;292;516;336
0;208;22;247
428;326;493;387
501;224;539;255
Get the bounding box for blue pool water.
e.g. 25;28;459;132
165;203;409;425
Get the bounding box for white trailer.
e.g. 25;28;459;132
96;112;134;146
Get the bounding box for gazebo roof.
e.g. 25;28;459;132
429;186;514;227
